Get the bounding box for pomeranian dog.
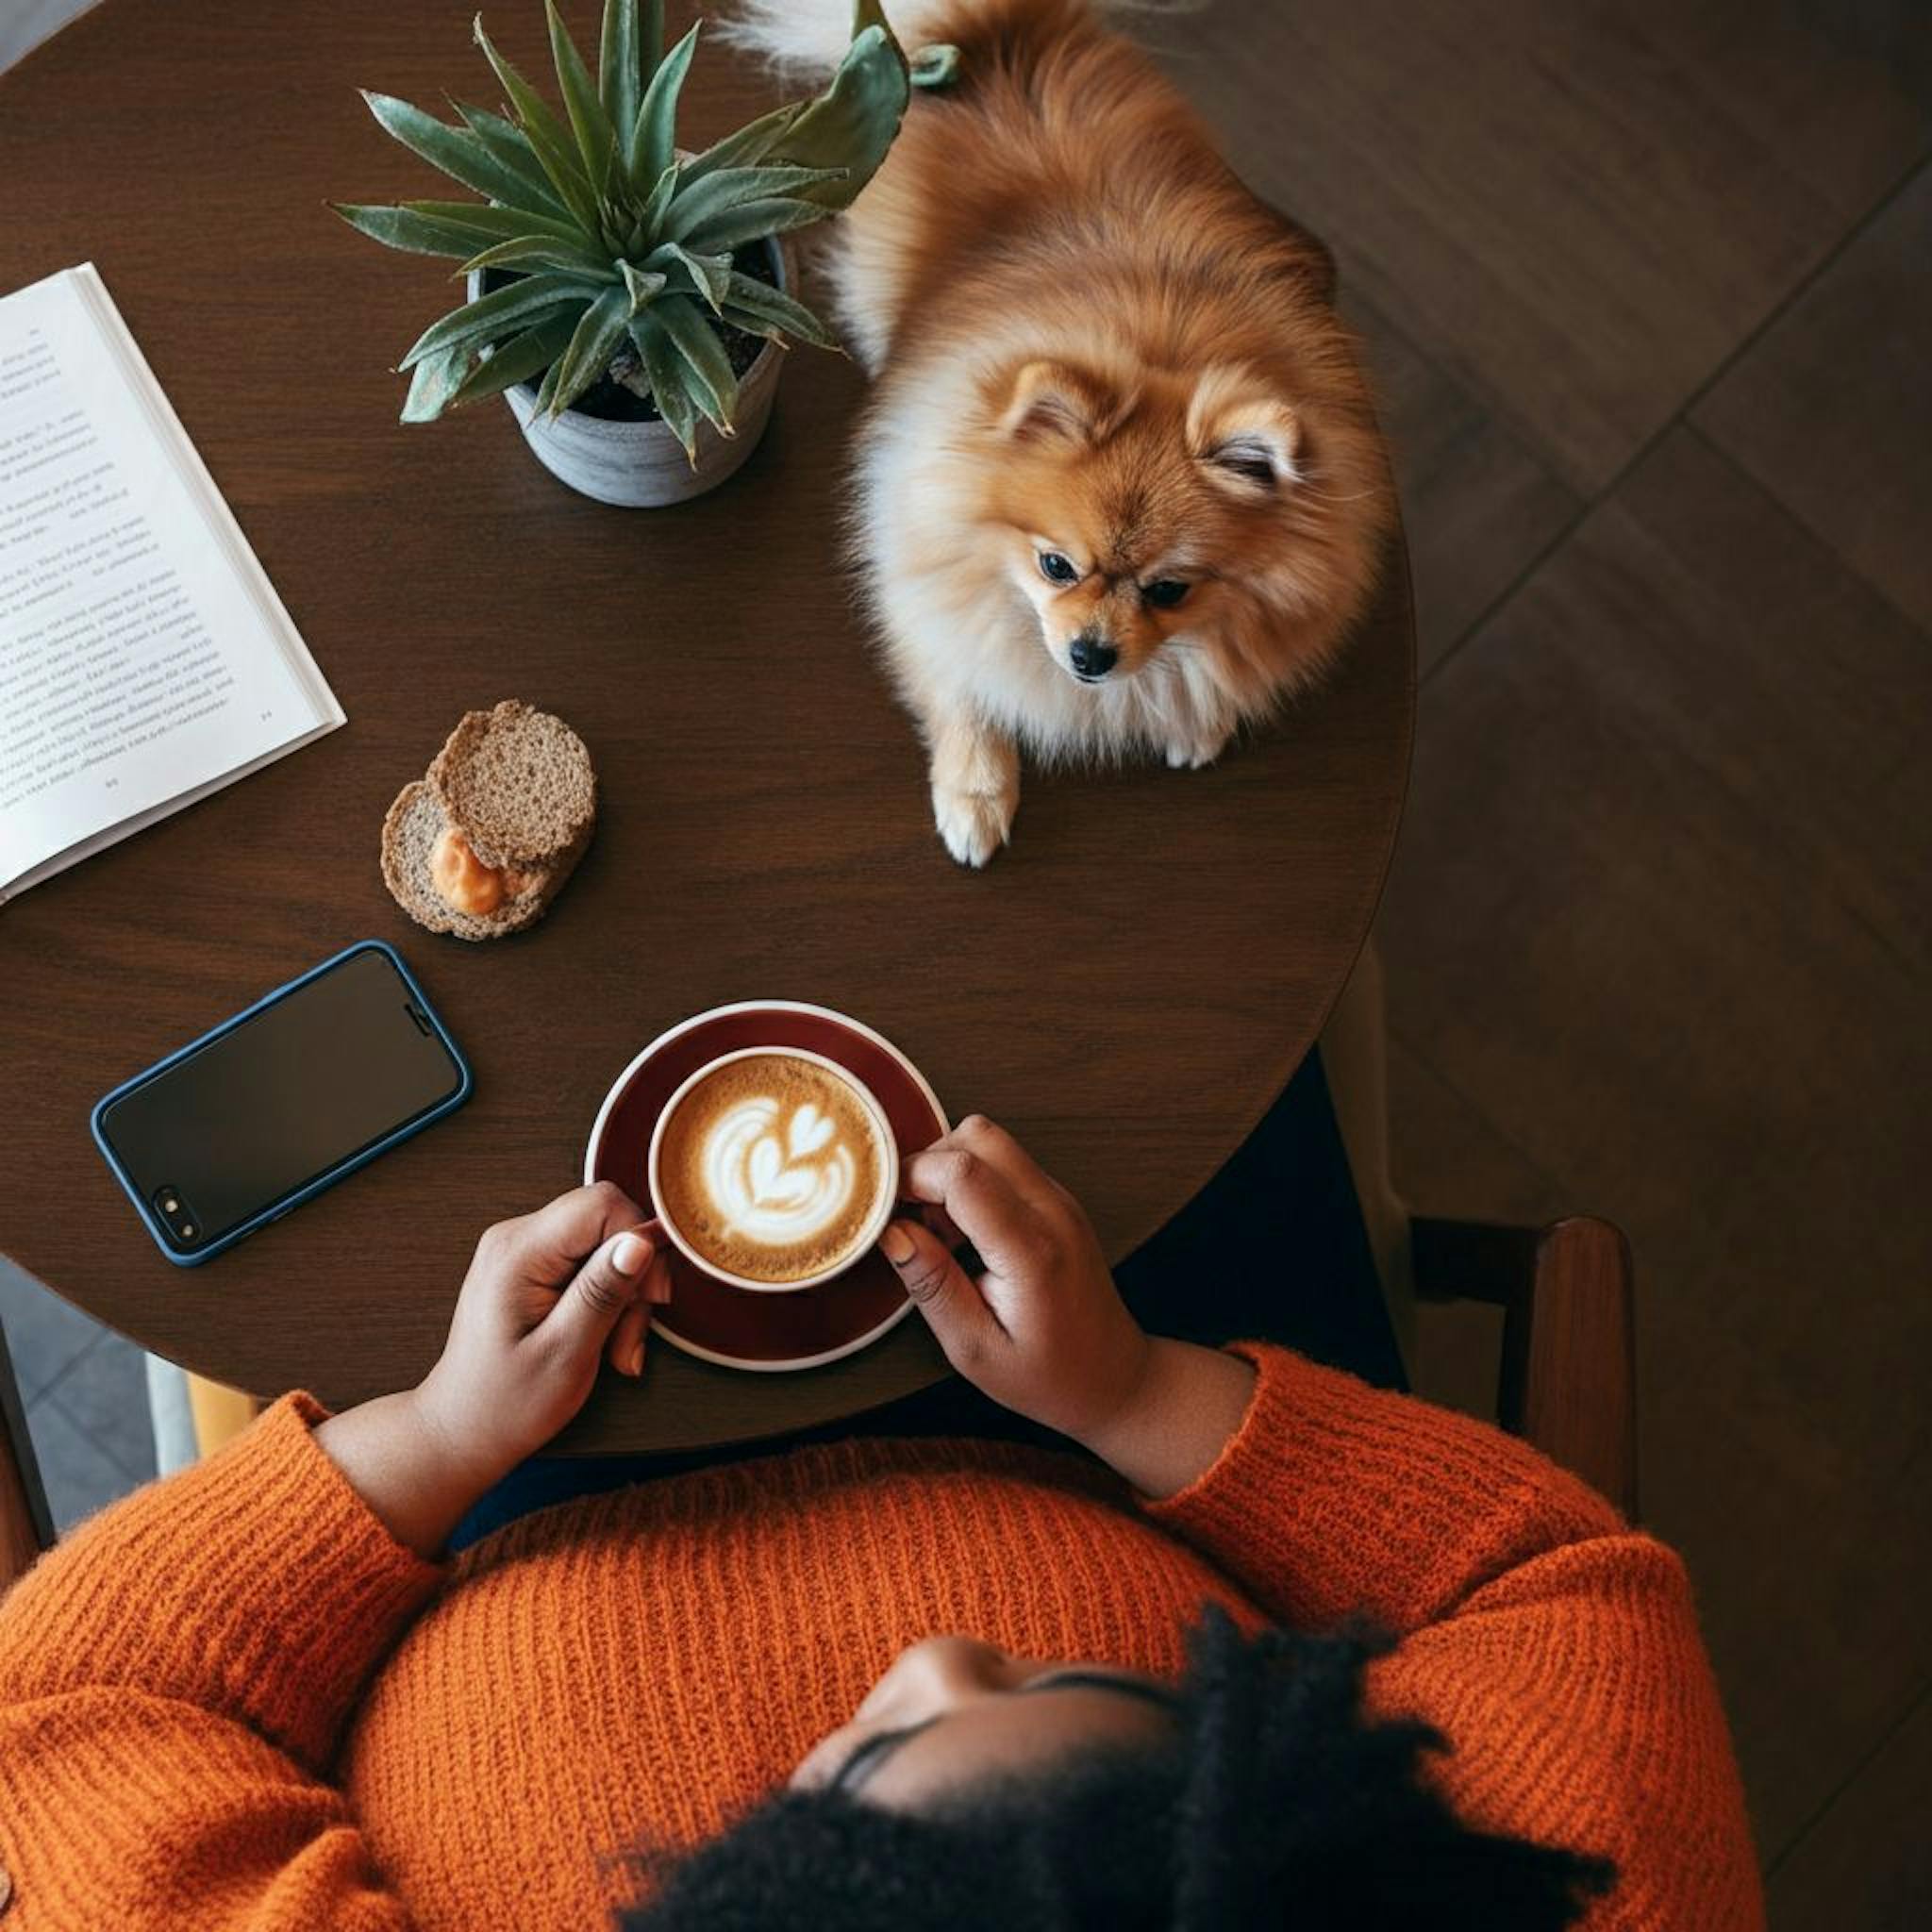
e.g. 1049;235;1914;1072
724;0;1391;866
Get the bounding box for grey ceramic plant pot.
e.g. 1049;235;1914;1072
467;239;788;509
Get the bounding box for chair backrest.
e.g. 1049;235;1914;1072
0;1318;55;1592
1411;1214;1640;1519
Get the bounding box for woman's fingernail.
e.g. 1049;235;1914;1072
612;1233;651;1277
627;1336;647;1374
879;1222;916;1265
648;1272;675;1306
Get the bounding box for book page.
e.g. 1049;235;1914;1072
0;265;342;892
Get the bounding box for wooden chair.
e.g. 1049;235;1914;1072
0;1317;54;1593
1411;1214;1640;1520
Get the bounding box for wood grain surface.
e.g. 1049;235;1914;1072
0;0;1412;1451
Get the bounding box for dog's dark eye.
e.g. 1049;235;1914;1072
1038;551;1079;586
1141;579;1190;609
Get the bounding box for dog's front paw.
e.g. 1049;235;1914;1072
933;781;1016;868
1165;730;1232;771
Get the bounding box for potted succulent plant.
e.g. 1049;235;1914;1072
332;2;908;506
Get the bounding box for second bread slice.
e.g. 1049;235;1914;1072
428;699;596;870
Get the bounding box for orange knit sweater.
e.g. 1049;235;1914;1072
0;1343;1761;1928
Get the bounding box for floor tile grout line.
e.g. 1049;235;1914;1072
1763;1673;1932;1880
1420;146;1932;690
20;1322;105;1409
1678;419;1932;651
1388;1027;1573;1205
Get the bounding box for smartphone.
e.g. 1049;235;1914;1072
92;940;472;1265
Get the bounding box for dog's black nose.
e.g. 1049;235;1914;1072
1069;635;1118;679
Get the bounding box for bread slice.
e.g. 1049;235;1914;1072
380;780;589;941
427;700;596;870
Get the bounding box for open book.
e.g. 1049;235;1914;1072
0;264;342;904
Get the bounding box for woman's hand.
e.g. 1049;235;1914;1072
879;1117;1255;1498
317;1182;672;1556
413;1181;673;1484
879;1116;1151;1441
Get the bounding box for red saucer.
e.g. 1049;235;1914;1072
583;1003;946;1371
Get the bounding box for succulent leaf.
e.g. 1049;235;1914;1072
400;270;601;371
456;233;618;277
619;260;669;312
545;1;619;192
638;0;664;81
662;163;850;244
644;241;733;312
909;42;960;89
656;291;739;430
400;198;585;243
542;283;631;415
451;100;572;215
332;202;508;259
628;20;698;189
359;92;548;210
448;310;580;407
401;343;475;423
597;0;641;144
639;160;678;233
679;99;805;186
758;12;908;210
718;271;839;349
683;194;834;256
472;14;602;229
628;312;699;460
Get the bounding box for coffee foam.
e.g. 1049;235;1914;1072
657;1054;888;1283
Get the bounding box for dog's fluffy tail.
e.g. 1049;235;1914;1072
716;0;1200;75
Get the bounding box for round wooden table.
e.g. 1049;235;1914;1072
0;0;1412;1452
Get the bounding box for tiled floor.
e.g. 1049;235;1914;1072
1;1257;156;1531
4;0;1927;1919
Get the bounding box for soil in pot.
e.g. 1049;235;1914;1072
486;239;783;424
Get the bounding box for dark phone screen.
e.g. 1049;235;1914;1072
99;947;465;1252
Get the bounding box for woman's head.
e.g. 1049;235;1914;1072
622;1609;1613;1929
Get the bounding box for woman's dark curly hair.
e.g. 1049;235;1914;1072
617;1607;1614;1929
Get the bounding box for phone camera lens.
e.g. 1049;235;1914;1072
152;1185;200;1246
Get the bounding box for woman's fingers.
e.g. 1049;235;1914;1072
881;1219;1007;1364
901;1144;1041;1275
608;1297;650;1378
541;1227;652;1359
607;1245;673;1378
482;1182;647;1290
945;1114;1067;1215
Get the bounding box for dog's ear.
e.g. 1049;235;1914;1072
1187;365;1301;497
995;359;1135;444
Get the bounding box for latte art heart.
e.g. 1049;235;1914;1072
712;1096;857;1243
788;1104;836;1160
656;1052;891;1286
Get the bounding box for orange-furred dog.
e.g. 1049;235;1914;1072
725;0;1391;865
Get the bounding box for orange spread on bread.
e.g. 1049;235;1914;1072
430;826;508;915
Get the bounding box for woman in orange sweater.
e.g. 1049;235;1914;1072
0;1116;1760;1929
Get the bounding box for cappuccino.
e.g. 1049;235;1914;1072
656;1053;891;1284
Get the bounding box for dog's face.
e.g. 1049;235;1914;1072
974;357;1366;691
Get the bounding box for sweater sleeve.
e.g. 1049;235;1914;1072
0;1392;438;1928
1143;1344;1764;1929
1142;1341;1627;1630
0;1391;441;1772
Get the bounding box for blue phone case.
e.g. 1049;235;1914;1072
91;939;473;1266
